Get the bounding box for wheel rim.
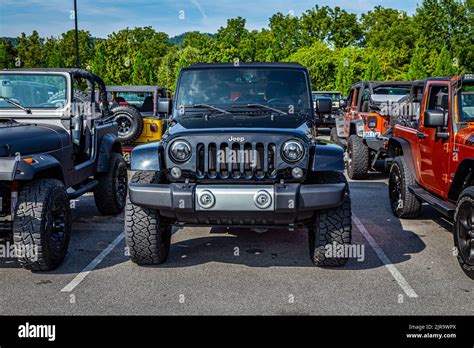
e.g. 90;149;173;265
115;164;128;206
456;201;474;265
115;114;133;137
46;195;68;255
389;167;403;212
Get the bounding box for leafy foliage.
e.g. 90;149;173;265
1;1;472;94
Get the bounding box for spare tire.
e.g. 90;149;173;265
111;105;144;144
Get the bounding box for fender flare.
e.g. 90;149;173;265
130;142;164;172
311;143;345;172
449;159;474;201
97;133;122;172
387;137;417;177
13;154;65;182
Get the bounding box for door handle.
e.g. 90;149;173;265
417;131;428;139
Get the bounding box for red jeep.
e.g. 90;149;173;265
387;74;474;279
334;81;415;179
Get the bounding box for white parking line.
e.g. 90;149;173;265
352;214;419;299
61;233;124;293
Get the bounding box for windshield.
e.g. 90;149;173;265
313;93;340;101
175;68;311;115
458;82;474;123
0;74;67;109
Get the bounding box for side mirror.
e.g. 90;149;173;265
339;99;347;109
424;110;447;128
315;97;332;115
158;98;172;115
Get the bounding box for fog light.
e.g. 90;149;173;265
198;190;215;209
292;167;304;179
170;167;182;179
254;190;272;209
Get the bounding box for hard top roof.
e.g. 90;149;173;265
184;62;304;70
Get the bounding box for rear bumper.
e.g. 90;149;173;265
128;182;346;225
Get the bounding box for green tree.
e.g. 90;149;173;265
329;7;363;48
43;37;62;68
16;31;44;67
364;52;382;80
300;6;332;46
131;51;152;85
90;40;108;82
157;47;179;91
361;7;415;50
433;46;455;76
214;17;252;62
335;49;355;94
268;12;301;61
101;27;170;84
406;45;427;80
287;42;336;90
58;30;94;69
0;39;16;69
414;0;473;73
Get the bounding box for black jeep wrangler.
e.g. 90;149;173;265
0;68;127;271
126;63;351;266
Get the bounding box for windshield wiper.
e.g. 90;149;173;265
242;104;286;115
0;96;32;114
187;104;231;115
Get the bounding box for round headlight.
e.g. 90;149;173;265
169;140;192;163
281;140;304;163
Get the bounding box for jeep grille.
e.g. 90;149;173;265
196;142;277;179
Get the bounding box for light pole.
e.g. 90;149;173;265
74;0;80;68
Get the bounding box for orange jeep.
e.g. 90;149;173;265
333;81;416;179
387;74;474;279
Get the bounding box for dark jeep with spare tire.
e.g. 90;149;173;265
0;68;127;271
126;63;351;266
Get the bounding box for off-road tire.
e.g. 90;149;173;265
13;179;71;272
330;127;346;148
453;187;474;279
309;171;352;267
94;153;128;215
388;156;422;218
125;171;172;265
347;135;369;179
111;105;144;144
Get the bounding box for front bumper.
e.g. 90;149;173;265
128;182;346;225
0;158;18;181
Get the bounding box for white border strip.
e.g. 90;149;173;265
61;233;124;293
353;214;419;299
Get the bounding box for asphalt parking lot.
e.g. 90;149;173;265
0;132;473;316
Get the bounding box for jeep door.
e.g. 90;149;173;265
417;80;453;197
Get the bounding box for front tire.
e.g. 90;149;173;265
94;152;128;215
309;172;352;267
388;157;421;218
13;179;72;272
125;171;172;265
454;187;474;279
346;135;369;179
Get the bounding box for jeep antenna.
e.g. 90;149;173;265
73;0;80;68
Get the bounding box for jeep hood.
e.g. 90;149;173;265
0;122;68;157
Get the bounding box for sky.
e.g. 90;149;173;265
0;0;419;38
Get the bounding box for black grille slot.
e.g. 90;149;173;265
195;141;278;180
